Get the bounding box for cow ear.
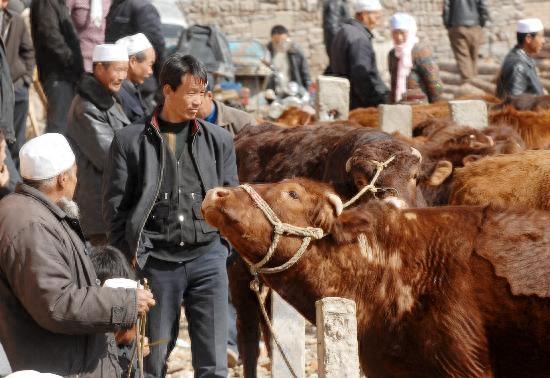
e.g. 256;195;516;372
463;154;482;166
428;160;453;186
308;195;340;232
345;158;352;173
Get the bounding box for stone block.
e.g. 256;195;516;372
448;100;488;129
316;75;350;121
379;104;413;137
271;292;305;378
316;297;360;378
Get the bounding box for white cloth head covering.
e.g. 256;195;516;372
116;33;153;56
19;133;76;181
92;44;129;63
390;12;415;31
6;371;62;378
90;0;103;28
517;18;544;34
354;0;383;13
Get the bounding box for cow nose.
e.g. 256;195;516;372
211;188;231;199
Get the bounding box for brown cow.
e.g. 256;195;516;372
489;106;550;149
501;94;550;111
203;178;550;377
235;123;429;207
274;107;315;127
449;150;550;209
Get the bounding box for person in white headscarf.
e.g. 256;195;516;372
388;12;443;104
66;0;111;72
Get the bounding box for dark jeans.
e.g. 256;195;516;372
140;241;229;377
11;84;29;168
42;78;76;134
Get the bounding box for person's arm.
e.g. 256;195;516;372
442;0;451;28
416;46;444;103
477;0;490;27
507;65;529;97
349;38;389;106
31;0;75;64
18;17;35;85
222;136;239;187
2;223;137;334
323;1;343;52
298;48;312;89
69;104;116;171
102;132;134;258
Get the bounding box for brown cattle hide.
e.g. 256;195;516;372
449;150;550;210
203;179;550;378
274;107;316;127
489;106;550;149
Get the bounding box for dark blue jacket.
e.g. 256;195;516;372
496;47;544;99
118;80;145;124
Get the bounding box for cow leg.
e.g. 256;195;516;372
228;257;261;377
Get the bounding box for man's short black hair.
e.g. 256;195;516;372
271;25;289;36
89;245;136;284
159;53;208;91
517;32;538;46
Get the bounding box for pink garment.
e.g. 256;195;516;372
66;0;111;72
393;20;419;103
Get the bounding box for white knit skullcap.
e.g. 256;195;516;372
6;371;62;378
19;133;75;180
103;278;142;289
354;0;383;13
92;44;129;63
116;33;154;56
390;12;415;31
517;18;544;34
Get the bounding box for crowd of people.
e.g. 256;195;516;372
0;0;547;377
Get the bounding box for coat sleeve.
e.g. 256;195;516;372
442;0;451;28
323;1;343;53
415;46;444;103
69;104;115;172
298;49;312;89
507;65;529;96
349;38;389;106
31;0;75;64
477;0;490;27
3;222;137;334
19;18;35;84
103;132;133;258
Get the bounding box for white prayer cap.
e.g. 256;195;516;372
19;133;76;181
92;44;129;63
354;0;383;13
103;278;142;289
116;33;153;56
390;12;415;31
516;18;544;34
6;371;62;378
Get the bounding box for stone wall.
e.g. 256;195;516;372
178;0;525;77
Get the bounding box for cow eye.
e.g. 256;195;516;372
288;191;299;200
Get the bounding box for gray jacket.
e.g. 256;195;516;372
0;184;137;376
496;47;544;99
443;0;489;28
0;38;15;143
214;100;256;137
67;74;131;236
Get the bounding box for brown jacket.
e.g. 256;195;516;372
214;100;256;137
0;184;137;377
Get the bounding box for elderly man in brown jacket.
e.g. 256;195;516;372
0;133;155;376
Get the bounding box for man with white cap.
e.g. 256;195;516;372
116;33;156;123
67;43;131;245
329;0;389;109
496;18;546;99
0;133;155;376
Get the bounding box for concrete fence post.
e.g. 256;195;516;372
379;104;413;137
448;100;488;129
316;75;350;121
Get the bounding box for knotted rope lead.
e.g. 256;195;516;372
342;155;396;209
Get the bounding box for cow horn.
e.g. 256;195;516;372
345;158;352;173
327;193;343;216
411;147;422;162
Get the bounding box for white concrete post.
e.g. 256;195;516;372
448;100;488;129
379;104;413;137
316;75;350;121
316;297;360;378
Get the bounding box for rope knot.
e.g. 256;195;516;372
274;223;285;235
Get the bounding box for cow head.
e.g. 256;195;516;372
344;140;422;207
202;179;344;266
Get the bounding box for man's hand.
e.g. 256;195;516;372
136;288;155;315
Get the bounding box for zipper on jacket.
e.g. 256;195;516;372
134;126;165;257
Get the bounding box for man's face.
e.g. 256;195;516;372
197;91;214;119
163;74;206;121
525;31;546;55
392;29;408;45
271;33;290;52
95;61;129;93
358;11;382;30
0;139;6;165
61;163;78;200
0;0;8;10
128;48;156;85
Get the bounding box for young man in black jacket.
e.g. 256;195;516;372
30;0;84;134
103;54;238;377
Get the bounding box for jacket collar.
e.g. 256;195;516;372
148;105;201;136
15;183;71;220
346;18;374;39
77;73;115;111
